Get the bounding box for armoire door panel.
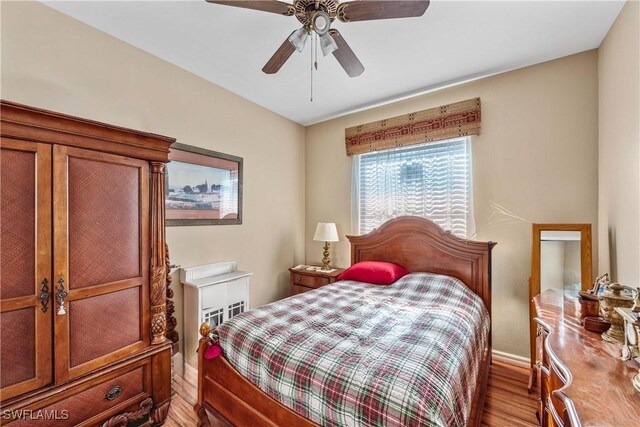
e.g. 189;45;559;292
0;308;36;388
67;156;141;289
1;148;35;300
69;287;141;367
0;139;53;401
53;145;149;384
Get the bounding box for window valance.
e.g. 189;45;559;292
345;97;481;156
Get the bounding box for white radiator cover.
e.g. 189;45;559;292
180;261;252;367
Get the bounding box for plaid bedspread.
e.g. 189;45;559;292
213;273;490;427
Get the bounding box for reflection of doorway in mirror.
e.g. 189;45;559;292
540;231;582;293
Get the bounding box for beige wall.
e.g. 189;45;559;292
2;1;617;362
598;0;640;285
306;51;599;357
1;1;306;361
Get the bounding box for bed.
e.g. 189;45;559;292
195;216;495;427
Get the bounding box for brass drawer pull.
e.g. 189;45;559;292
106;385;122;401
296;276;301;282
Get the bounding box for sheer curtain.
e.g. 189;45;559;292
351;137;475;238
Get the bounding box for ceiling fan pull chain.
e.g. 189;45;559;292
314;31;318;71
310;31;315;102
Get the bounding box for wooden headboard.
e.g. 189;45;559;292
346;216;495;318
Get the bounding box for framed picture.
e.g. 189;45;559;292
166;143;242;226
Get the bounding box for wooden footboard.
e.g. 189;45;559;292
195;322;317;427
195;323;491;427
468;345;491;427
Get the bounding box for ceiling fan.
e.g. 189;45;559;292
206;0;431;77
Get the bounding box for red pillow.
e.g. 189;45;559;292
337;261;409;285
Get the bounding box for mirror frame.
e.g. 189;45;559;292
529;223;592;366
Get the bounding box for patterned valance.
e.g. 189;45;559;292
345;97;481;156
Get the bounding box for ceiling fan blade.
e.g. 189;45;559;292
206;1;294;16
328;29;364;78
337;0;430;22
262;33;296;74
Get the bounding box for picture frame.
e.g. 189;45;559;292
166;143;243;226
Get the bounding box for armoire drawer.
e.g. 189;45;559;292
6;359;151;427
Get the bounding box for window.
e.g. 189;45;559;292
353;138;474;237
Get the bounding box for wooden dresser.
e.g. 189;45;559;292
533;290;640;427
0;101;175;426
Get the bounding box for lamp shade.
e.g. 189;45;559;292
313;222;339;242
319;33;338;56
288;27;309;53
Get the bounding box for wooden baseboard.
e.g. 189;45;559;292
492;349;531;368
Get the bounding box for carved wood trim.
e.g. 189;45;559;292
346;216;495;319
101;397;153;427
150;162;167;345
165;244;179;354
0;100;175;163
150;399;171;425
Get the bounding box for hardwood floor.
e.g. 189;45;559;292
482;361;538;427
166;360;538;426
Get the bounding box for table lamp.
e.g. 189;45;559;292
313;222;339;270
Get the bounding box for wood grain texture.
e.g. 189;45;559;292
52;145;150;383
529;224;592;366
165;244;180;354
533;291;640;427
288;267;344;295
337;0;430;22
347;215;495;324
150;162;168;346
168;360;537;426
0;139;52;401
482;361;538;427
0;100;174;425
262;34;297;75
328;29;364;77
0;100;174;163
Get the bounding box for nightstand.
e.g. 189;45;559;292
289;266;345;296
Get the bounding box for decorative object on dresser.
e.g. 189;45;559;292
197;216;495;427
599;283;635;343
166;143;242;226
0;100;174;425
529;224;592;373
180;262;251;367
313;222;339;270
289;265;345;296
576;296;600;323
533;290;640;426
616;289;640;363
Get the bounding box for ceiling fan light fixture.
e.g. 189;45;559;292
288;27;309;52
311;10;331;35
319;32;338;56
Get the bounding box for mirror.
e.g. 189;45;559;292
540;230;582;293
529;224;592;367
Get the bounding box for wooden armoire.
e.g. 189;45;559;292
0;101;175;426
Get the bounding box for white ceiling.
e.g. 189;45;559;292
43;0;624;125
